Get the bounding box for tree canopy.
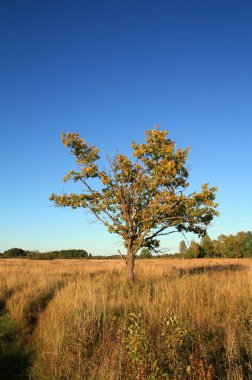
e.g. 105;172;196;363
50;128;218;280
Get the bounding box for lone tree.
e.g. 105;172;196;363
50;128;218;281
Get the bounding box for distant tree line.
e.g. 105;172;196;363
0;247;180;260
179;231;252;258
0;248;90;259
1;231;251;259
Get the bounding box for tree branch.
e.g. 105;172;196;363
80;177;124;232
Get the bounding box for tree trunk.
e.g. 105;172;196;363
127;251;135;282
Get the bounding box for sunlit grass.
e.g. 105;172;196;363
0;258;251;379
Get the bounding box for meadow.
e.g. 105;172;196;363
0;258;251;379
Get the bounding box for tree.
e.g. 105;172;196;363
240;231;252;257
139;248;152;259
212;240;221;257
186;240;202;258
200;235;215;257
214;234;226;257
221;235;235;258
213;232;252;258
3;248;26;257
50;128;218;281
232;240;242;258
179;240;187;259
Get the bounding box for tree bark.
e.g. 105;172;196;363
127;249;135;282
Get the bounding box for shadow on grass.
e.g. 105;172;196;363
0;299;6;314
0;314;30;379
178;263;247;277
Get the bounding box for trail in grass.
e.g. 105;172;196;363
0;311;30;379
0;275;78;378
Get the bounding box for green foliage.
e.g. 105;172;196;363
2;230;252;260
124;313;151;374
200;235;215;257
123;311;191;379
186;241;202;258
215;231;252;258
3;248;26;257
1;249;89;260
179;240;187;257
43;249;89;259
159;311;189;376
0;249;133;260
183;231;252;259
139;248;152;259
0;314;30;378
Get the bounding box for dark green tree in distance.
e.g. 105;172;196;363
232;240;242;258
200;235;215;257
179;240;187;259
139;248;152;259
185;231;252;258
3;248;26;257
186;241;202;258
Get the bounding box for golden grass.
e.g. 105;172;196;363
0;258;251;379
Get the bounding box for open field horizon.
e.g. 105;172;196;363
0;258;251;379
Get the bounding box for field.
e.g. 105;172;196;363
0;258;251;380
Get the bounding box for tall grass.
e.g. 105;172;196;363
0;258;251;379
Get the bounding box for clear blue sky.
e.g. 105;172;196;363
1;0;251;254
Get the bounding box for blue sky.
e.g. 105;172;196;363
0;0;251;254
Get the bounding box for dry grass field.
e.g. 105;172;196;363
0;258;251;379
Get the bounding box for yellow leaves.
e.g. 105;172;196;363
63;170;74;182
50;127;219;250
61;132;82;148
61;132;100;167
99;172;112;186
80;165;98;178
132;129;189;184
49;193;56;201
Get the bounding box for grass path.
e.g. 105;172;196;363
0;274;76;379
0;308;30;379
